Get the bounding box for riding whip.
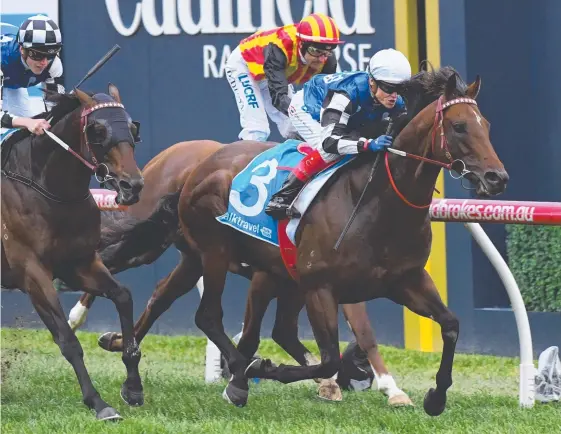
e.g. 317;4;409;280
46;45;121;124
74;44;121;90
333;117;393;251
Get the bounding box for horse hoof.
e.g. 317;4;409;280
388;393;414;407
423;388;446;416
98;332;123;352
96;406;122;421
222;383;248;407
317;379;342;402
121;384;144;407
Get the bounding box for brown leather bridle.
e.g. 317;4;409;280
385;95;478;209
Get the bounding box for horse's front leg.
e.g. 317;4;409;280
64;254;144;407
389;268;459;416
272;284;342;401
197;246;251;407
342;302;413;406
22;257;121;420
235;271;277;361
98;249;202;352
252;286;342;391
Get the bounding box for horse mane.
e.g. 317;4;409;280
392;66;469;137
43;91;88;124
326;66;470;193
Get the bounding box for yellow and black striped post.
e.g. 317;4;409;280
394;0;448;352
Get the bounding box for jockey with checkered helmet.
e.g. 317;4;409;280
1;15;64;136
225;13;344;142
265;49;412;219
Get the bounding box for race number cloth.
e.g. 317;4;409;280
0;127;18;145
216;139;353;246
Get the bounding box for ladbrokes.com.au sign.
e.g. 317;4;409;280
105;0;378;78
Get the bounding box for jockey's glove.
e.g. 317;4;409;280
367;135;393;152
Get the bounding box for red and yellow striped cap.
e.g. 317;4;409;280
297;13;344;45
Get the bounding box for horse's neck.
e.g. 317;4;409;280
348;110;441;231
12;110;92;199
387;114;442;207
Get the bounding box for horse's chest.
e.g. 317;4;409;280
2;195;100;263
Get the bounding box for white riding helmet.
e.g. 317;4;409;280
368;49;411;84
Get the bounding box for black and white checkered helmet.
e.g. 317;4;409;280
18;15;62;53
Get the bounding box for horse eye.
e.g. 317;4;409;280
452;122;467;134
87;123;107;143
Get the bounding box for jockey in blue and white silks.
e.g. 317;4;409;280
1;15;64;138
265;48;412;219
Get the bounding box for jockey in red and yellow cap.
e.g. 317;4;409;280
225;13;344;142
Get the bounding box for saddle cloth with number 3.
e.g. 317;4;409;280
216;139;352;246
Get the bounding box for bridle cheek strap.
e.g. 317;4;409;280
79;102;125;168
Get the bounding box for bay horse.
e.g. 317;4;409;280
177;67;509;415
1;86;145;420
67;140;411;405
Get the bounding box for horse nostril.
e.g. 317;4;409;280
119;180;133;192
132;178;144;193
484;171;502;185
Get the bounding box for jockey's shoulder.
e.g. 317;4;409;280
1;24;20;64
48;56;63;78
0;22;19;39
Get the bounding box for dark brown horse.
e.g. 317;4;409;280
1;86;145;420
67;140;412;405
177;67;509;415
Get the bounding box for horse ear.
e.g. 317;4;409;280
74;88;95;107
108;82;122;104
467;75;481;99
445;73;457;100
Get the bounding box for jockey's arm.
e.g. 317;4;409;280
319;90;365;155
44;56;65;95
2;112;51;135
263;43;292;116
1;57;63;134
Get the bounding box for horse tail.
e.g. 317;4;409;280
99;190;182;273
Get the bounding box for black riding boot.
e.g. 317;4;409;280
264;173;305;219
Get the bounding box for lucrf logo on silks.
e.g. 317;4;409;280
105;0;377;79
238;74;259;108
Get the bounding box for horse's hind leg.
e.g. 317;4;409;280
68;293;96;331
98;249;202;352
24;259;120;420
64;254;144;408
389;269;459;416
342;302;412;406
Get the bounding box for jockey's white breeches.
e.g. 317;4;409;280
288;89;339;163
225;47;297;142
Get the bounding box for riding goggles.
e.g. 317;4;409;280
27;48;60;61
376;80;401;95
306;45;334;58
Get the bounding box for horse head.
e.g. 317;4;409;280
433;73;509;196
75;84;144;205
